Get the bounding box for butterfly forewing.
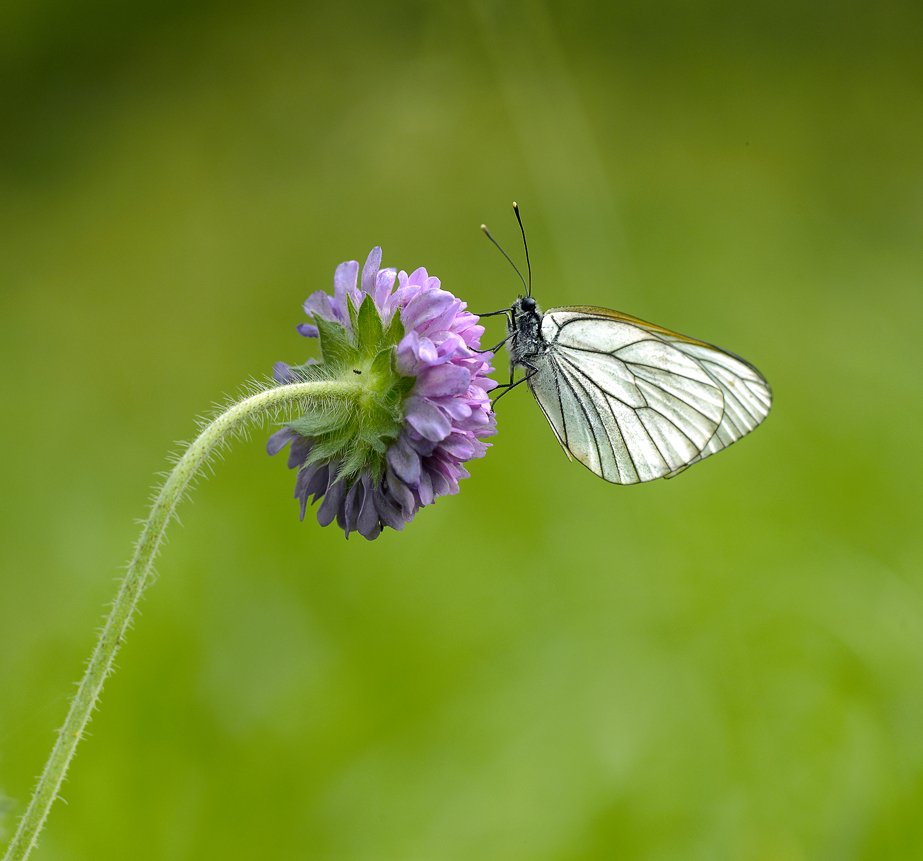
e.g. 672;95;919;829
526;306;772;484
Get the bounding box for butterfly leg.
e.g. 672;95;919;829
473;333;512;355
491;361;538;407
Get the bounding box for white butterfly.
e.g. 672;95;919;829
483;205;772;484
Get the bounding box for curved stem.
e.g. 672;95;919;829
3;380;360;861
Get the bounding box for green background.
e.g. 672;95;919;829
2;1;922;858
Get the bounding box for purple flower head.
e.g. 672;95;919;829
268;247;497;540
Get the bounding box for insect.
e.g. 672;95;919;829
479;203;772;484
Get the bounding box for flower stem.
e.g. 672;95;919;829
2;380;361;861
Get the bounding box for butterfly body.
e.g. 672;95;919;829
505;296;772;485
507;296;546;371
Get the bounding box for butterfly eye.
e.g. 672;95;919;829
521;297;536;311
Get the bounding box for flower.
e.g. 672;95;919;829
268;247;497;540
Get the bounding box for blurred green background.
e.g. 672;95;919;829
2;0;922;858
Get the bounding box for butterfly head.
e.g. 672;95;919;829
510;295;541;324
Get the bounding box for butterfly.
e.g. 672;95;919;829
480;204;772;484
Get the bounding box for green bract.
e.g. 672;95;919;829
283;295;413;481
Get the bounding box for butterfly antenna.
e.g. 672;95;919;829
481;223;529;297
512;201;532;297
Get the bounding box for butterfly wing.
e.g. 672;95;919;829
526;306;771;484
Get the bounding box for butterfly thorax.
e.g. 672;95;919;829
508;296;545;371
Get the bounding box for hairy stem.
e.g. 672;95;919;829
2;380;361;861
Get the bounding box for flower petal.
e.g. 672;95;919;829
416;364;471;398
288;436;312;470
305;464;330;502
417;469;434;506
295;464;323;520
333;260;359;323
266;427;296;456
317;477;347;527
342;481;363;537
304;290;334;320
420;301;464;337
437;397;473;421
395;331;421;376
374;484;406;530
385;467;417;516
404;396;451;442
387;437;422;484
401;290;455;332
357;475;382;540
439;433;476;460
361;246;382;295
374;268;397;308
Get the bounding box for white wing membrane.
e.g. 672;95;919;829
526;308;772;484
665;341;773;475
